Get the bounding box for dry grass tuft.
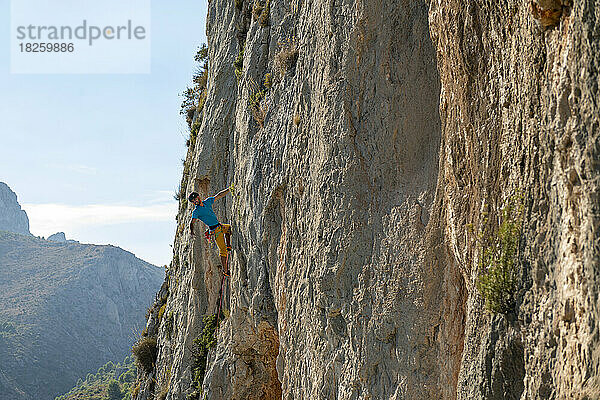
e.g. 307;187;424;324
274;36;299;76
131;336;158;374
247;77;269;128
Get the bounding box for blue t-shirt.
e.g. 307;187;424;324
191;197;220;227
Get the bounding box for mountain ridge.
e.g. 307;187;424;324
0;230;163;400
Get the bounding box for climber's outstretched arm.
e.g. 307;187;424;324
190;218;197;235
214;187;230;201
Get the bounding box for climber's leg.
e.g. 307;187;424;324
222;224;232;251
214;226;229;275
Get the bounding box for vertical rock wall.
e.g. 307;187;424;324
132;0;600;399
142;0;444;398
429;0;599;398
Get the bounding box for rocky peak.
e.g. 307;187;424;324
47;232;67;242
0;182;31;236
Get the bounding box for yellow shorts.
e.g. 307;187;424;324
212;224;231;257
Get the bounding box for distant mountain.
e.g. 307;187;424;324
0;231;163;400
0;182;30;236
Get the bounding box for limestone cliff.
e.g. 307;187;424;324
132;0;599;399
428;0;599;398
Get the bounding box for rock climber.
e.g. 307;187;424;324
188;188;232;276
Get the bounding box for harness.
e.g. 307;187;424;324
203;224;223;248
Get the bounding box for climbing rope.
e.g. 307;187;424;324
215;256;229;327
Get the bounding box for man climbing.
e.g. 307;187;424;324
188;187;232;275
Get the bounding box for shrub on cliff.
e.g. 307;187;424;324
189;314;218;399
165;311;174;340
274;36;299;76
259;0;270;26
180;43;209;128
252;0;269;26
473;192;525;314
252;0;264;19
132;335;158;374
263;73;272;89
234;46;245;79
158;303;167;323
247;77;268;127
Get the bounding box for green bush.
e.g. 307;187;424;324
234;46;245;80
248;87;265;109
252;0;264;19
165;311;174;340
247;77;269;127
187;118;202;148
107;379;122;400
181;43;210;128
252;0;269;26
158;304;167;324
131;335;158;374
259;0;270;26
263;73;272;89
180;86;201;127
55;356;136;400
474;193;525;314
188;315;218;399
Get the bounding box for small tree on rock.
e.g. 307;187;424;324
107;379;122;400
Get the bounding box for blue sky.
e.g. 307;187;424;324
0;0;208;266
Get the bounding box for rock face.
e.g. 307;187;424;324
139;0;442;398
0;232;164;400
0;183;30;236
133;0;599;399
428;0;600;398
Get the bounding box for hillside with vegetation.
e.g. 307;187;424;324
0;230;163;400
55;356;136;400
